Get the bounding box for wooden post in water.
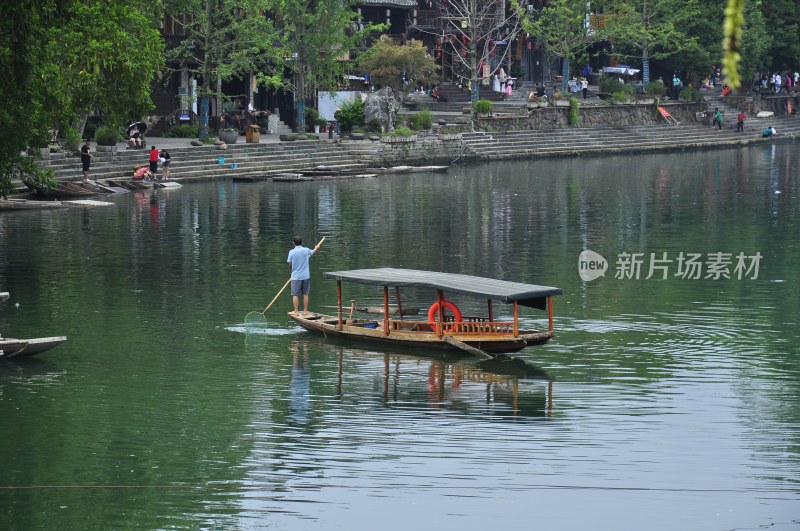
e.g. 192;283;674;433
383;285;390;335
436;290;444;338
395;286;404;320
513;301;519;336
547;296;554;332
337;281;343;331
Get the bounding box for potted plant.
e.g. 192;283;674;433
527;95;548;108
94;125;119;152
305;107;327;134
552;92;570;106
472;99;493;116
218;128;239;144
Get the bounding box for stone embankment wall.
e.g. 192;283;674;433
475;102;702;131
726;93;800;116
377;135;466;166
375;102;704;165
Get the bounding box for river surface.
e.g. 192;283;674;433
1;144;799;530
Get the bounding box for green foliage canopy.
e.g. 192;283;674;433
358;37;440;95
0;0;164;197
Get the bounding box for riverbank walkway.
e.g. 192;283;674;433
21;85;800;190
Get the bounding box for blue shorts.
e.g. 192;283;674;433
291;279;310;296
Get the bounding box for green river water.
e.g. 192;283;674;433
1;143;798;530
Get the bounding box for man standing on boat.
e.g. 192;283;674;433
287;236;322;315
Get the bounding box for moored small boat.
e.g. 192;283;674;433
289;268;562;357
0;336;68;360
1;291;67;359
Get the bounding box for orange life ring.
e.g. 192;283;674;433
428;300;463;323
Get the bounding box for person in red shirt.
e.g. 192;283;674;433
149;146;159;177
736;112;746;132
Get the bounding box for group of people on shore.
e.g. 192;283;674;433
710;106;778;138
753;71;800;94
80;140;171;182
134;146;171;181
491;68;515;99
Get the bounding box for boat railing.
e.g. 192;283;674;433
447;320;515;335
388;318;515;335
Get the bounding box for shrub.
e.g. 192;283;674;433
414;109;434;130
568;97;580;125
334;98;365;132
62;127;81;152
365;119;383;133
305;107;326;131
612;91;630;103
82;122;97;141
390;126;415;137
472;99;493;115
163;124;199;138
646;79;667;97
679;84;701;102
600;76;623;94
94;125;119;146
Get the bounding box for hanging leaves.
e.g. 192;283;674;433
722;0;745;88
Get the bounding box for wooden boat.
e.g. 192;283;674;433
0;199;68;210
289;268;562;357
153;181;183;189
24;179;101;198
0;336;67;360
1;291;66;359
373;165;449;174
272;173;313;182
107;180;150;190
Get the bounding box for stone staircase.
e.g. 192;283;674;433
31;141;383;185
460;117;800;160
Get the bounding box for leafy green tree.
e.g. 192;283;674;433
43;1;165;133
738;0;771;85
603;0;700;84
167;0;278;140
259;0;381;132
0;0;164;197
521;0;604;90
676;0;723;82
358;37;440;96
760;0;800;70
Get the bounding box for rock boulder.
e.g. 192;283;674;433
364;87;400;132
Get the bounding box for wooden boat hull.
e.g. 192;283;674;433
289;312;552;355
0;199;67;210
0;336;67;360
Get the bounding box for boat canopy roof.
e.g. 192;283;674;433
323;268;562;310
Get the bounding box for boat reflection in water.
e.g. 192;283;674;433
327;344;554;419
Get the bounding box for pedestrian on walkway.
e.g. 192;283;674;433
81;139;94;181
736;111;746;132
672;73;681;100
581;77;589;99
149;145;159;177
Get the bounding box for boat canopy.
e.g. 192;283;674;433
323;268;562;310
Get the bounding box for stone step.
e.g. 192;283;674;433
51;155;371;181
